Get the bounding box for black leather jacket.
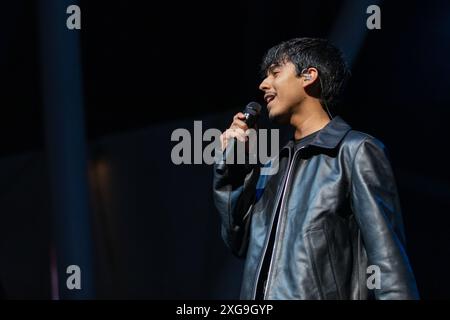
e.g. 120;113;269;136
213;116;419;300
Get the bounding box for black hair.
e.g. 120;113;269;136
260;37;350;113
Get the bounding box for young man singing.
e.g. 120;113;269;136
213;38;419;300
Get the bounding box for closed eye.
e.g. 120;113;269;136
268;65;281;77
267;70;280;79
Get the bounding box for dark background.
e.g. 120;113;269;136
0;0;449;299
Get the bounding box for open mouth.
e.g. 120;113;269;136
264;93;276;104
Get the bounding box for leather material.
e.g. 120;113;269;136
213;116;419;300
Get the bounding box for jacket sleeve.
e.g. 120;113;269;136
213;162;260;258
350;136;420;300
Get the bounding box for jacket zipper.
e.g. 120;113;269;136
251;145;305;299
263;147;304;299
250;147;291;299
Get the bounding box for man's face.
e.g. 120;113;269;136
259;61;305;123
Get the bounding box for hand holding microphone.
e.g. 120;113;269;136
220;102;262;151
217;102;261;173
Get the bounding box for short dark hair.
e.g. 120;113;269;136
261;37;350;112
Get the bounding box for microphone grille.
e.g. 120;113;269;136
244;101;262;116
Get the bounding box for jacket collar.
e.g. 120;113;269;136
283;116;352;151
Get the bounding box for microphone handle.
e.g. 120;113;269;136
216;112;257;174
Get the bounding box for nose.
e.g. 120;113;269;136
259;76;271;92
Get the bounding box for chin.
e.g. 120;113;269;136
268;106;290;124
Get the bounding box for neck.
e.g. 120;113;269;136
291;99;331;140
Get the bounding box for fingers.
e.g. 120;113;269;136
226;128;247;142
221;128;248;150
233;112;246;121
220;113;250;151
230;113;248;131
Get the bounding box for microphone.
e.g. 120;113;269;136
241;101;262;128
216;102;262;173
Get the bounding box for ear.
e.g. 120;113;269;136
301;67;319;88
